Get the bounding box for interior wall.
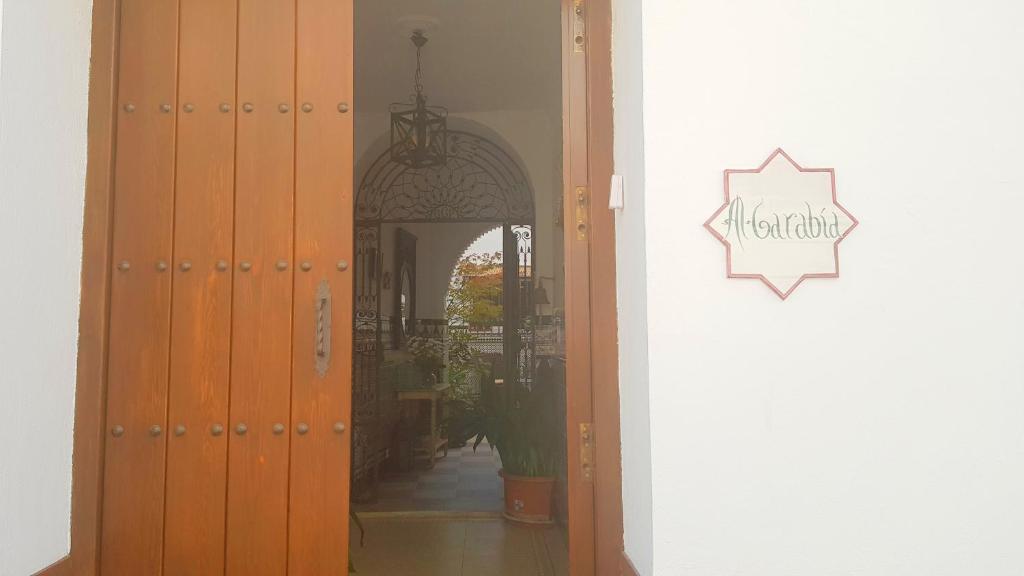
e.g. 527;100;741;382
379;222;498;319
624;1;1024;575
0;1;93;574
610;0;653;574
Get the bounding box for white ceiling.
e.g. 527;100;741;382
355;0;562;114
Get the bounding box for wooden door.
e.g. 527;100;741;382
99;1;353;575
97;0;609;574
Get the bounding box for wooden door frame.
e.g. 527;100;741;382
575;2;626;574
45;0;622;574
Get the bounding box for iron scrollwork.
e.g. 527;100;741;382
357;131;534;223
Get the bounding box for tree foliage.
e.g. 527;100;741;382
446;251;503;328
444;251;504;446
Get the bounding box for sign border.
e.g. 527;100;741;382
704;148;859;300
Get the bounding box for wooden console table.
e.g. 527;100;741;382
395;382;450;467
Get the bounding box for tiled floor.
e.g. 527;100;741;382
349;517;569;576
354;439;504;513
348;440;568;575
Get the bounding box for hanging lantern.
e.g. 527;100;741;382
390;31;448;169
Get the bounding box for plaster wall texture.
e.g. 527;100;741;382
0;1;93;574
611;0;654;573
618;1;1024;574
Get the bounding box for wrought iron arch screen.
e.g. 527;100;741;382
356;130;535;222
352;130;537;494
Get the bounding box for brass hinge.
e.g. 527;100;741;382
575;186;589;240
580;423;595;482
573;0;586;53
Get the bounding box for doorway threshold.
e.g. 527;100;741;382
350;516;568;576
357;510;503;520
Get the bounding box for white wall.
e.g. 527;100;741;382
0;1;92;574
611;0;654;574
617;1;1024;574
0;0;5;87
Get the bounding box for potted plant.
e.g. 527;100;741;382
405;335;445;385
472;374;561;524
443;383;485;449
440;329;490;448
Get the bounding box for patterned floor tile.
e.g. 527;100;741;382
354;437;504;513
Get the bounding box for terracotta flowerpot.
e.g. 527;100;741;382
499;469;555;524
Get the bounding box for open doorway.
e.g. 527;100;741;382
349;1;570;573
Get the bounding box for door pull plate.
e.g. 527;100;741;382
315;280;332;377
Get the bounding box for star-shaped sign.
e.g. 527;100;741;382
705;149;858;299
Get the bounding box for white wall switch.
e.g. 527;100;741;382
610;174;625;211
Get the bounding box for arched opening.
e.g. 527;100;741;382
351;128;540;506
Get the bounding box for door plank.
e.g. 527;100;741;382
288;1;354;573
162;0;237;573
226;1;296;574
99;0;179;574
